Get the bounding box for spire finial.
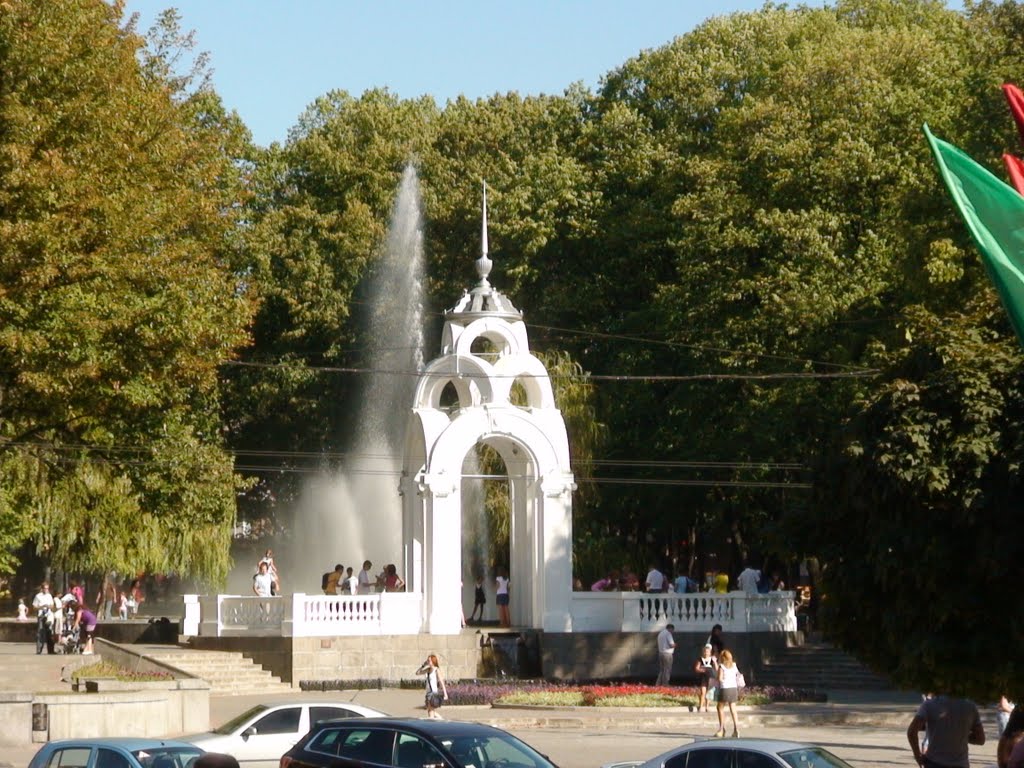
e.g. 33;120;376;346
475;180;493;285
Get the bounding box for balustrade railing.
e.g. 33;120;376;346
187;590;795;637
570;590;796;633
193;592;424;637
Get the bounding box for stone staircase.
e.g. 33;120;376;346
753;640;892;691
142;647;292;695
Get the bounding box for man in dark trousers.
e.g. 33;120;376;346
907;693;985;768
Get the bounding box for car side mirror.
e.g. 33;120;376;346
242;726;257;740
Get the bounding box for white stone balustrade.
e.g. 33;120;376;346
187;590;794;637
190;593;424;637
569;590;797;633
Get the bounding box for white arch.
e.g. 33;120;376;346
454;317;527;358
427;409;567;479
413;355;494;409
492;354;556;408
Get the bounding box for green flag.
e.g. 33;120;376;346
924;123;1024;347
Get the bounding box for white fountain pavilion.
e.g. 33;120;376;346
400;184;574;636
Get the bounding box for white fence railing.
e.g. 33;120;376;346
569;591;797;633
191;593;424;638
185;590;796;637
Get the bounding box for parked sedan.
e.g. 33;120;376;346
280;717;559;768
183;701;387;768
603;738;855;768
28;737;204;768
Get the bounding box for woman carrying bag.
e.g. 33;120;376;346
417;654;448;719
714;649;744;738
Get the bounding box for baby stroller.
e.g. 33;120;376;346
57;622;82;654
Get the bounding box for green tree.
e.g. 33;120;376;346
811;296;1024;698
565;0;1015;578
0;1;252;583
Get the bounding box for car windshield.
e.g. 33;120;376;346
131;747;206;767
212;704;268;734
778;747;855;768
440;733;558;768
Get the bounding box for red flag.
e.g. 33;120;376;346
1002;84;1024;146
1004;154;1024;196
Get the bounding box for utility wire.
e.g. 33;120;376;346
221;359;878;381
2;440;807;471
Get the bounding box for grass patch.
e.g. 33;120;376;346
497;691;586;706
595;693;695;707
72;661;173;682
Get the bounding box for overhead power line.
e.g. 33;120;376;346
221;359;878;381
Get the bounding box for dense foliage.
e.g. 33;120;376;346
0;1;251;583
3;0;1024;696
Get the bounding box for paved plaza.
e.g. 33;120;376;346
0;642;1001;768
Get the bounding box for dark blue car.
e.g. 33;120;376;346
280;717;558;768
28;737;205;768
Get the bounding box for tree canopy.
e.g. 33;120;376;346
0;0;252;583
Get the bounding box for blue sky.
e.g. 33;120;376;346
122;1;964;147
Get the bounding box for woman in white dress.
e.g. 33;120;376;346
715;649;742;738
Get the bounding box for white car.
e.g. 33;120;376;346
603;737;855;768
183;700;387;768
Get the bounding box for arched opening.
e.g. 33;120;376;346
461;442;508;625
470;335;500;362
439;381;460;413
510;378;529;409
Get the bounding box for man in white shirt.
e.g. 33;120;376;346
252;562;277;597
32;582;56;654
645;564;666;593
655;623;676;686
737;565;761;595
345;567;359;595
358;560;374;595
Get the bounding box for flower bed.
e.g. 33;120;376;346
294;677;825;706
446;682;825;707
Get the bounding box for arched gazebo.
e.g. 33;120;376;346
399;187;575;634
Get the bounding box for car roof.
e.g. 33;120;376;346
42;737;201;749
684;738;823;751
315;717;506;737
257;701;383;710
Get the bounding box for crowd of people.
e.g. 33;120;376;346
25;581;98;655
17;571;158;655
588;562;789;595
319;559;406;595
653;622;741;738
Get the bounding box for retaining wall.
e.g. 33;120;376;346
0;640;210;746
541;631;798;682
188;633;483;684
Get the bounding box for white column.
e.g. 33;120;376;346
181;594;200;637
423;474;463;634
540;473;574;632
508;474;533;628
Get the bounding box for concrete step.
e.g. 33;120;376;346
141;647;292;695
757;641;892;691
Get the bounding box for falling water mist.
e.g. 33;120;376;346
289;165;426;590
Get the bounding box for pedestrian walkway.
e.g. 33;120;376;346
0;641;1002;768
